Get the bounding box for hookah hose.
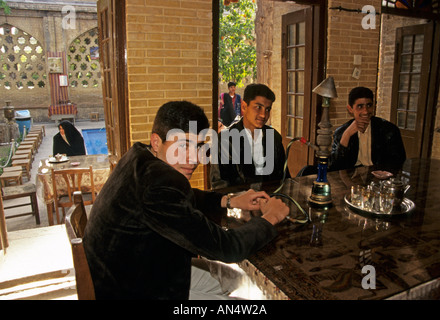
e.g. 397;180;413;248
270;137;318;224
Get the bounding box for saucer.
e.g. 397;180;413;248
371;170;393;179
49;156;69;163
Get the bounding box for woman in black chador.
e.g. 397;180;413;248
53;120;86;156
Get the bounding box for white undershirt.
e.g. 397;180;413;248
355;124;373;166
244;128;264;175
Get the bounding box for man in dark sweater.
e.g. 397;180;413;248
211;83;289;189
330;86;406;171
83;100;289;299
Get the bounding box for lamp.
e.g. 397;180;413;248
308;77;337;208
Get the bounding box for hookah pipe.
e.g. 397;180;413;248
270;137;319;224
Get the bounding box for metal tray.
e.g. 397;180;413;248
344;194;415;217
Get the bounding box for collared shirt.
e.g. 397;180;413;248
243;128;264;175
356;124;373;166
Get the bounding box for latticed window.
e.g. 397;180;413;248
67;28;101;88
0;24;47;90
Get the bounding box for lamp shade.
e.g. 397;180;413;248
313;76;338;98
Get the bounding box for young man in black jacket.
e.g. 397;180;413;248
330;86;406;171
83;100;289;299
211;84;289;189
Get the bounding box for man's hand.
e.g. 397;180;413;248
340;118;370;147
228;189;270;211
259;197;290;225
222;190;289;225
354;116;370;134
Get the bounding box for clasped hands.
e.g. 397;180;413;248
223;189;289;226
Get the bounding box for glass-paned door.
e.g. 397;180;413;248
97;0;129;159
281;8;314;176
287;21;305;140
391;23;434;158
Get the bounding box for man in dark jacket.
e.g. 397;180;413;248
218;81;242;127
211;84;289;189
83;100;289;299
330;87;406;171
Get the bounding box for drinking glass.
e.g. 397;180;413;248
372;189;382;212
362;187;373;211
381;192;394;214
351;185;364;207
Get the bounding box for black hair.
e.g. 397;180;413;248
243;83;276;105
348;87;374;106
152;101;210;141
227;82;236;87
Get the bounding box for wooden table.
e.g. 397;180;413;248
220;158;440;300
36;154;111;225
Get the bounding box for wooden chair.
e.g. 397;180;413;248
11;158;32;181
0;170;23;187
19;140;37;154
29;125;45;137
65;191;95;300
11;154;30;161
0;195;9;251
51;166;96;224
1;183;40;225
15;149;33;161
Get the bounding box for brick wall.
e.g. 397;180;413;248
326;0;381;128
125;0;213;189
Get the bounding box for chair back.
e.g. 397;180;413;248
51;166;96;223
65;191;95;300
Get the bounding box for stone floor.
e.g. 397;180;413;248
1;119;105;300
3;119;106;232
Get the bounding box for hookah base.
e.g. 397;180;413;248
309;180;332;208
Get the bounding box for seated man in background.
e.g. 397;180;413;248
210;83;289;189
330;86;406;171
83;100;289;300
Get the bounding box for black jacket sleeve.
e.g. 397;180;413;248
330;117;406;171
140;168;278;263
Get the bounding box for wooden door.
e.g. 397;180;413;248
391;23;435;159
97;0;129;159
281;8;317;176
